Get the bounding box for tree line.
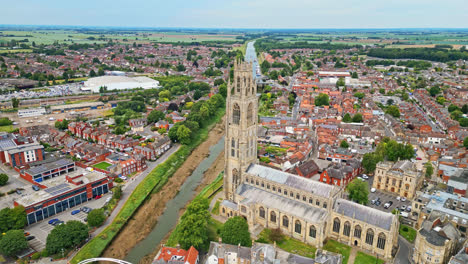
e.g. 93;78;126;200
367;47;468;62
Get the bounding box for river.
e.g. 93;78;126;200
245;41;260;79
124;137;225;263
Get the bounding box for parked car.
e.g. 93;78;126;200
119;175;128;181
401;197;407;202
48;219;59;225
53;220;64;226
16;189;22;195
357;177;364;181
401;205;407;211
396;196;401;201
370;188;376;193
71;209;81;215
384;201;393;209
406;206;412;212
24;232;30;236
375;200;382;206
95;195;102;199
32;185;40;191
26;236;35;241
362;175;369;180
81;207;92;213
416;157;422;160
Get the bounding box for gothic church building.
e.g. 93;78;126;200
220;61;399;260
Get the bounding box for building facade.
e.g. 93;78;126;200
373;160;423;199
220;62;399;260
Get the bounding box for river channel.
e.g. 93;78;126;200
124;137;224;263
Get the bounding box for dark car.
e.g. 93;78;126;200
26;236;35;241
32;185;40;191
52;220;64;226
48;218;59;225
71;209;81;215
375;200;382;206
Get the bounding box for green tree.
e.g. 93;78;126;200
55;119;70;130
214;78;225;86
89;69;96;77
46;221;88;254
220;216;252;247
0;230;28;256
112;186;122;200
463;137;468;149
379;88;386;95
147;110;165;124
219;83;227;98
385;105;400;118
448;104;459;113
0;173;8;186
429;86;440;97
459;118;468;127
352;113;363;123
11;98;19;108
461;104;468;114
425;162;434;179
354;92;365;99
177;198;209;250
176;125;192;145
340;140;349;148
351;72;358;78
0;206;27;233
362;153;383;173
402;92;409;101
336;78;345;88
98;67;105;76
315;93;329;106
346;179;369;205
87;209;106;228
342;113;352;123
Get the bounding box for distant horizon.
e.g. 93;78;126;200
1;24;468;31
1;0;466;29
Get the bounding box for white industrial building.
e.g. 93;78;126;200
18;107;46;118
81;76;161;93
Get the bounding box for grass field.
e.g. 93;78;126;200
323;239;351;264
0;48;33;54
354;251;385;264
0;30;240;45
0;125;14;133
258;229;317;259
93;162;112;170
399;224;417;243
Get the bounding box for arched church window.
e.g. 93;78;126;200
232;103;240;125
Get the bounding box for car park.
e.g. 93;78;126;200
375;200;382;206
401;197;407;202
48;219;59;225
71;209;81;215
406;206;412;212
119;175;128;180
396;196;401;201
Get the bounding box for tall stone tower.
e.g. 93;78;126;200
224;60;258;201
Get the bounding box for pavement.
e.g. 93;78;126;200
395;235;413;264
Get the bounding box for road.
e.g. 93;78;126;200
395;236;412;264
67;144;180;260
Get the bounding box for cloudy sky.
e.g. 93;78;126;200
1;0;467;28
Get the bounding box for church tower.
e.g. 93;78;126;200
224;60;258;201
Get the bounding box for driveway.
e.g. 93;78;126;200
395;236;412;264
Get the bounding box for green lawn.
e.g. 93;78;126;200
399;224;417;243
258;229;317;258
322;239;351;264
354;251;385;264
93;162;112;170
0;125;14;133
211;200;221;215
207;217;223;243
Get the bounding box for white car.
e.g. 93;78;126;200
357;177;364;181
401;197;407;202
396;196;401;201
362;175;369;180
370;188;376;193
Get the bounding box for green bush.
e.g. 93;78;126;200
41;249;49;257
402;226;409;232
31;252;41;260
